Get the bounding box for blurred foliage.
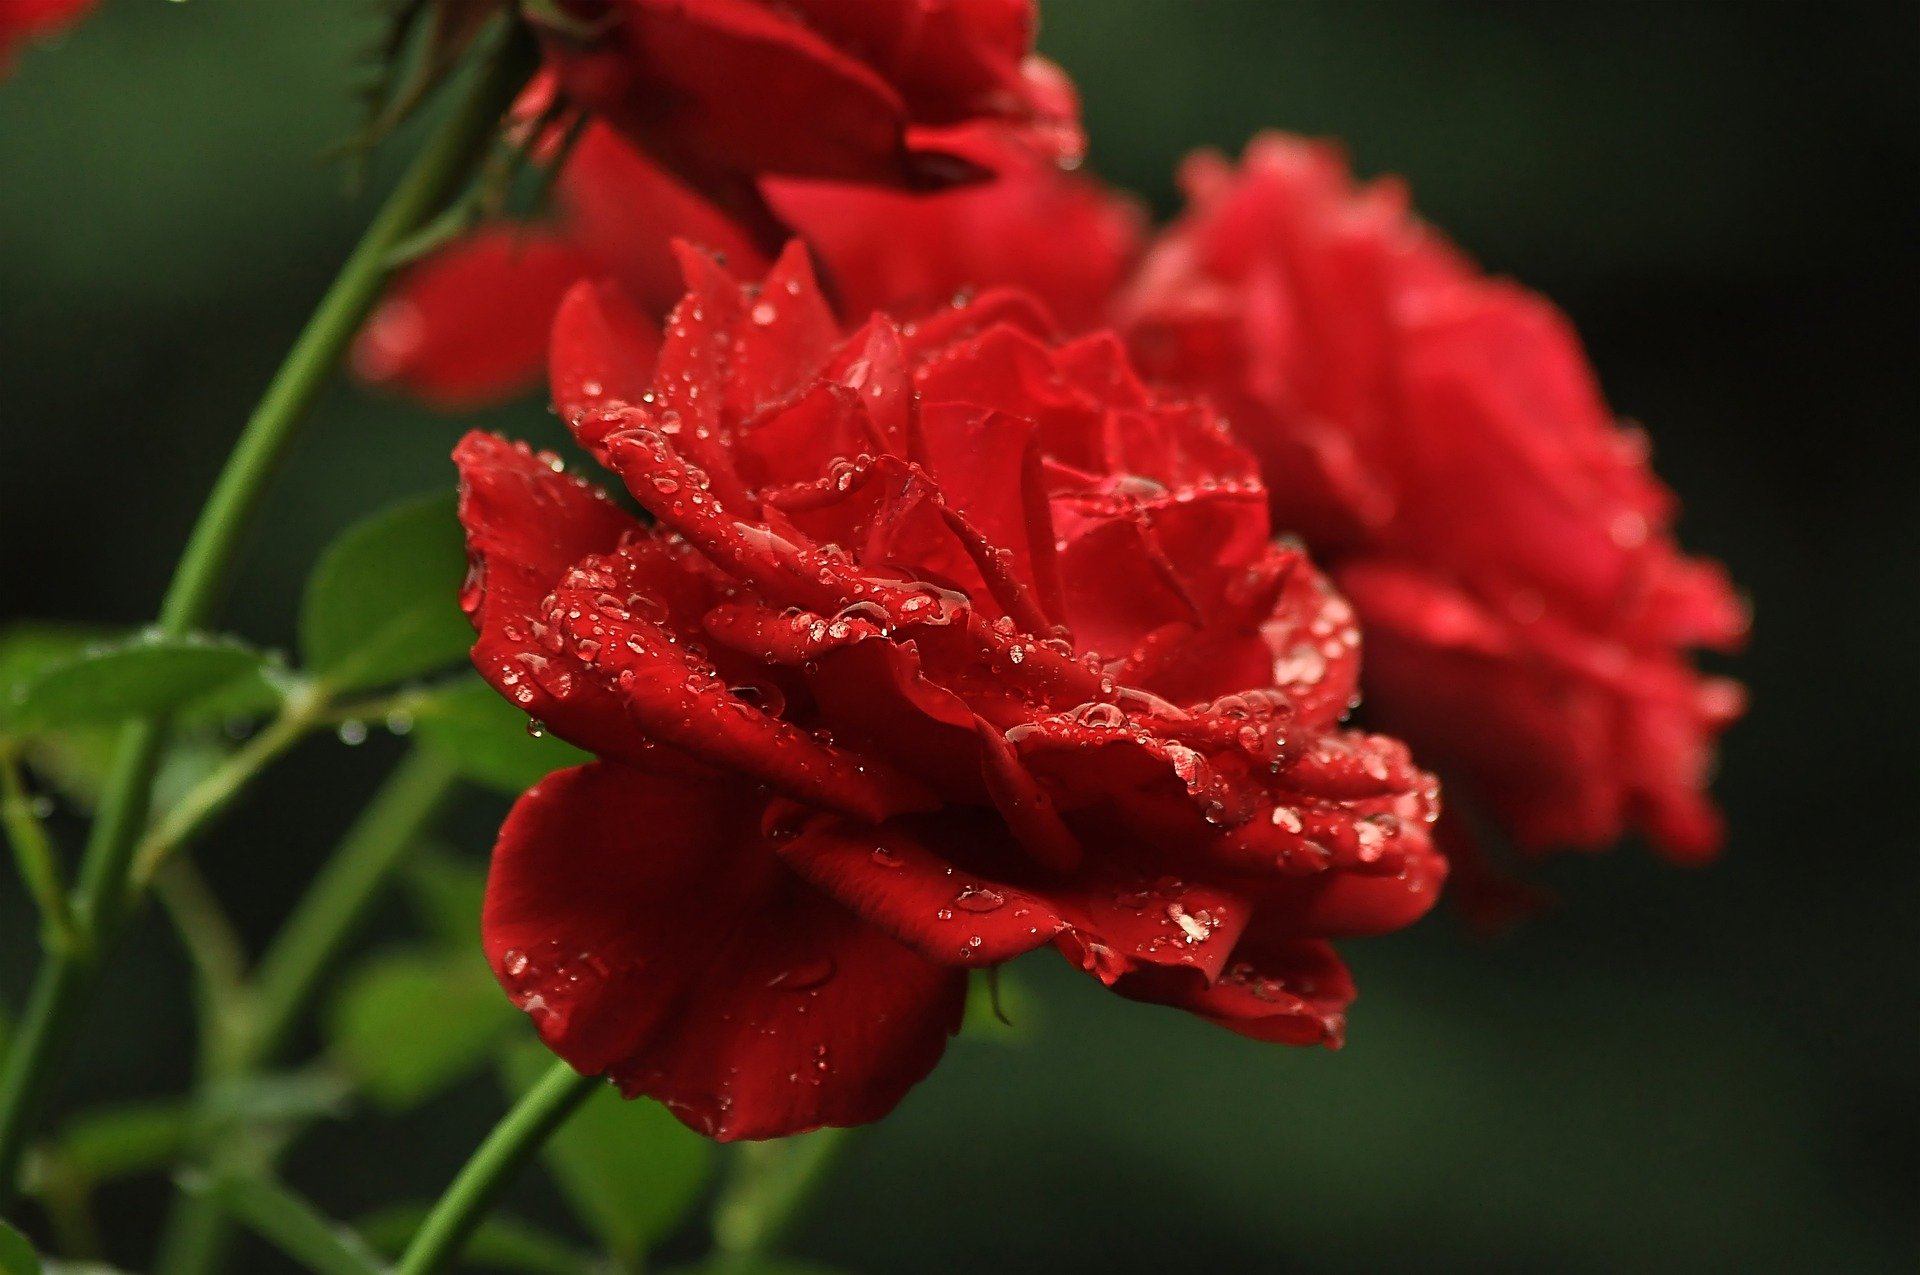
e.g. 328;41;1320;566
0;1;1915;1273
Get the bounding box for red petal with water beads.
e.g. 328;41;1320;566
1111;933;1355;1047
485;763;965;1139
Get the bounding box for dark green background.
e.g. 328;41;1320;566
2;1;1914;1271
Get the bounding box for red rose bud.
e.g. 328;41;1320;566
532;0;1082;218
456;245;1445;1140
1118;134;1747;862
358;122;1138;408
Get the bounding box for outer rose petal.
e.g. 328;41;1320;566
777;809;1066;966
768;143;1143;331
485;762;967;1140
1111;934;1355;1047
540;0;1079;203
356;228;594;409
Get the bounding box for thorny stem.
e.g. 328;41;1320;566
0;23;535;1212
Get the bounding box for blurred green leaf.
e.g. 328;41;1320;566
0;633;267;734
299;491;473;693
504;1044;715;1263
331;951;517;1109
189;1173;382;1275
0;1220;39;1275
0;625;113;694
200;1069;353;1128
22;729;226;817
413;677;588;794
52;1101;190;1181
176;661;292;724
401;845;488;951
358;1206;595;1275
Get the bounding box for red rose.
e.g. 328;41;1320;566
1118;134;1746;862
534;0;1080;219
456;244;1444;1139
357;123;1138;408
0;0;93;71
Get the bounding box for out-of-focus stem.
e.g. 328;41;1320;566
0;19;534;1215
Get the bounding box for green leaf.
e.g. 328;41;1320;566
358;1207;594;1275
413;677;588;794
0;1220;40;1275
52;1101;191;1181
189;1174;382;1275
504;1044;714;1263
299;491;474;693
331;951;518;1109
23;729;227;817
0;625;113;695
401;846;488;951
199;1069;352;1128
1;633;267;734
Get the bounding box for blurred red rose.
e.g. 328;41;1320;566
532;0;1080;226
0;0;93;71
357;122;1138;408
1119;134;1747;863
455;244;1444;1139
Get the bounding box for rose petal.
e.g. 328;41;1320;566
1110;934;1355;1047
484;762;967;1140
357;228;591;409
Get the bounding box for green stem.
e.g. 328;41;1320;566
0;26;534;1212
394;1062;599;1275
247;747;459;1064
153;747;460;1275
131;685;328;889
0;753;76;952
711;1128;854;1268
151;860;252;1072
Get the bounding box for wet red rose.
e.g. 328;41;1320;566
533;0;1080;225
358;122;1138;408
1118;134;1747;862
0;0;93;71
456;243;1445;1139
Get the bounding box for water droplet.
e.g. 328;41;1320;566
953;886;1006;914
336;719;368;746
526;718;548;739
766;956;836;991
